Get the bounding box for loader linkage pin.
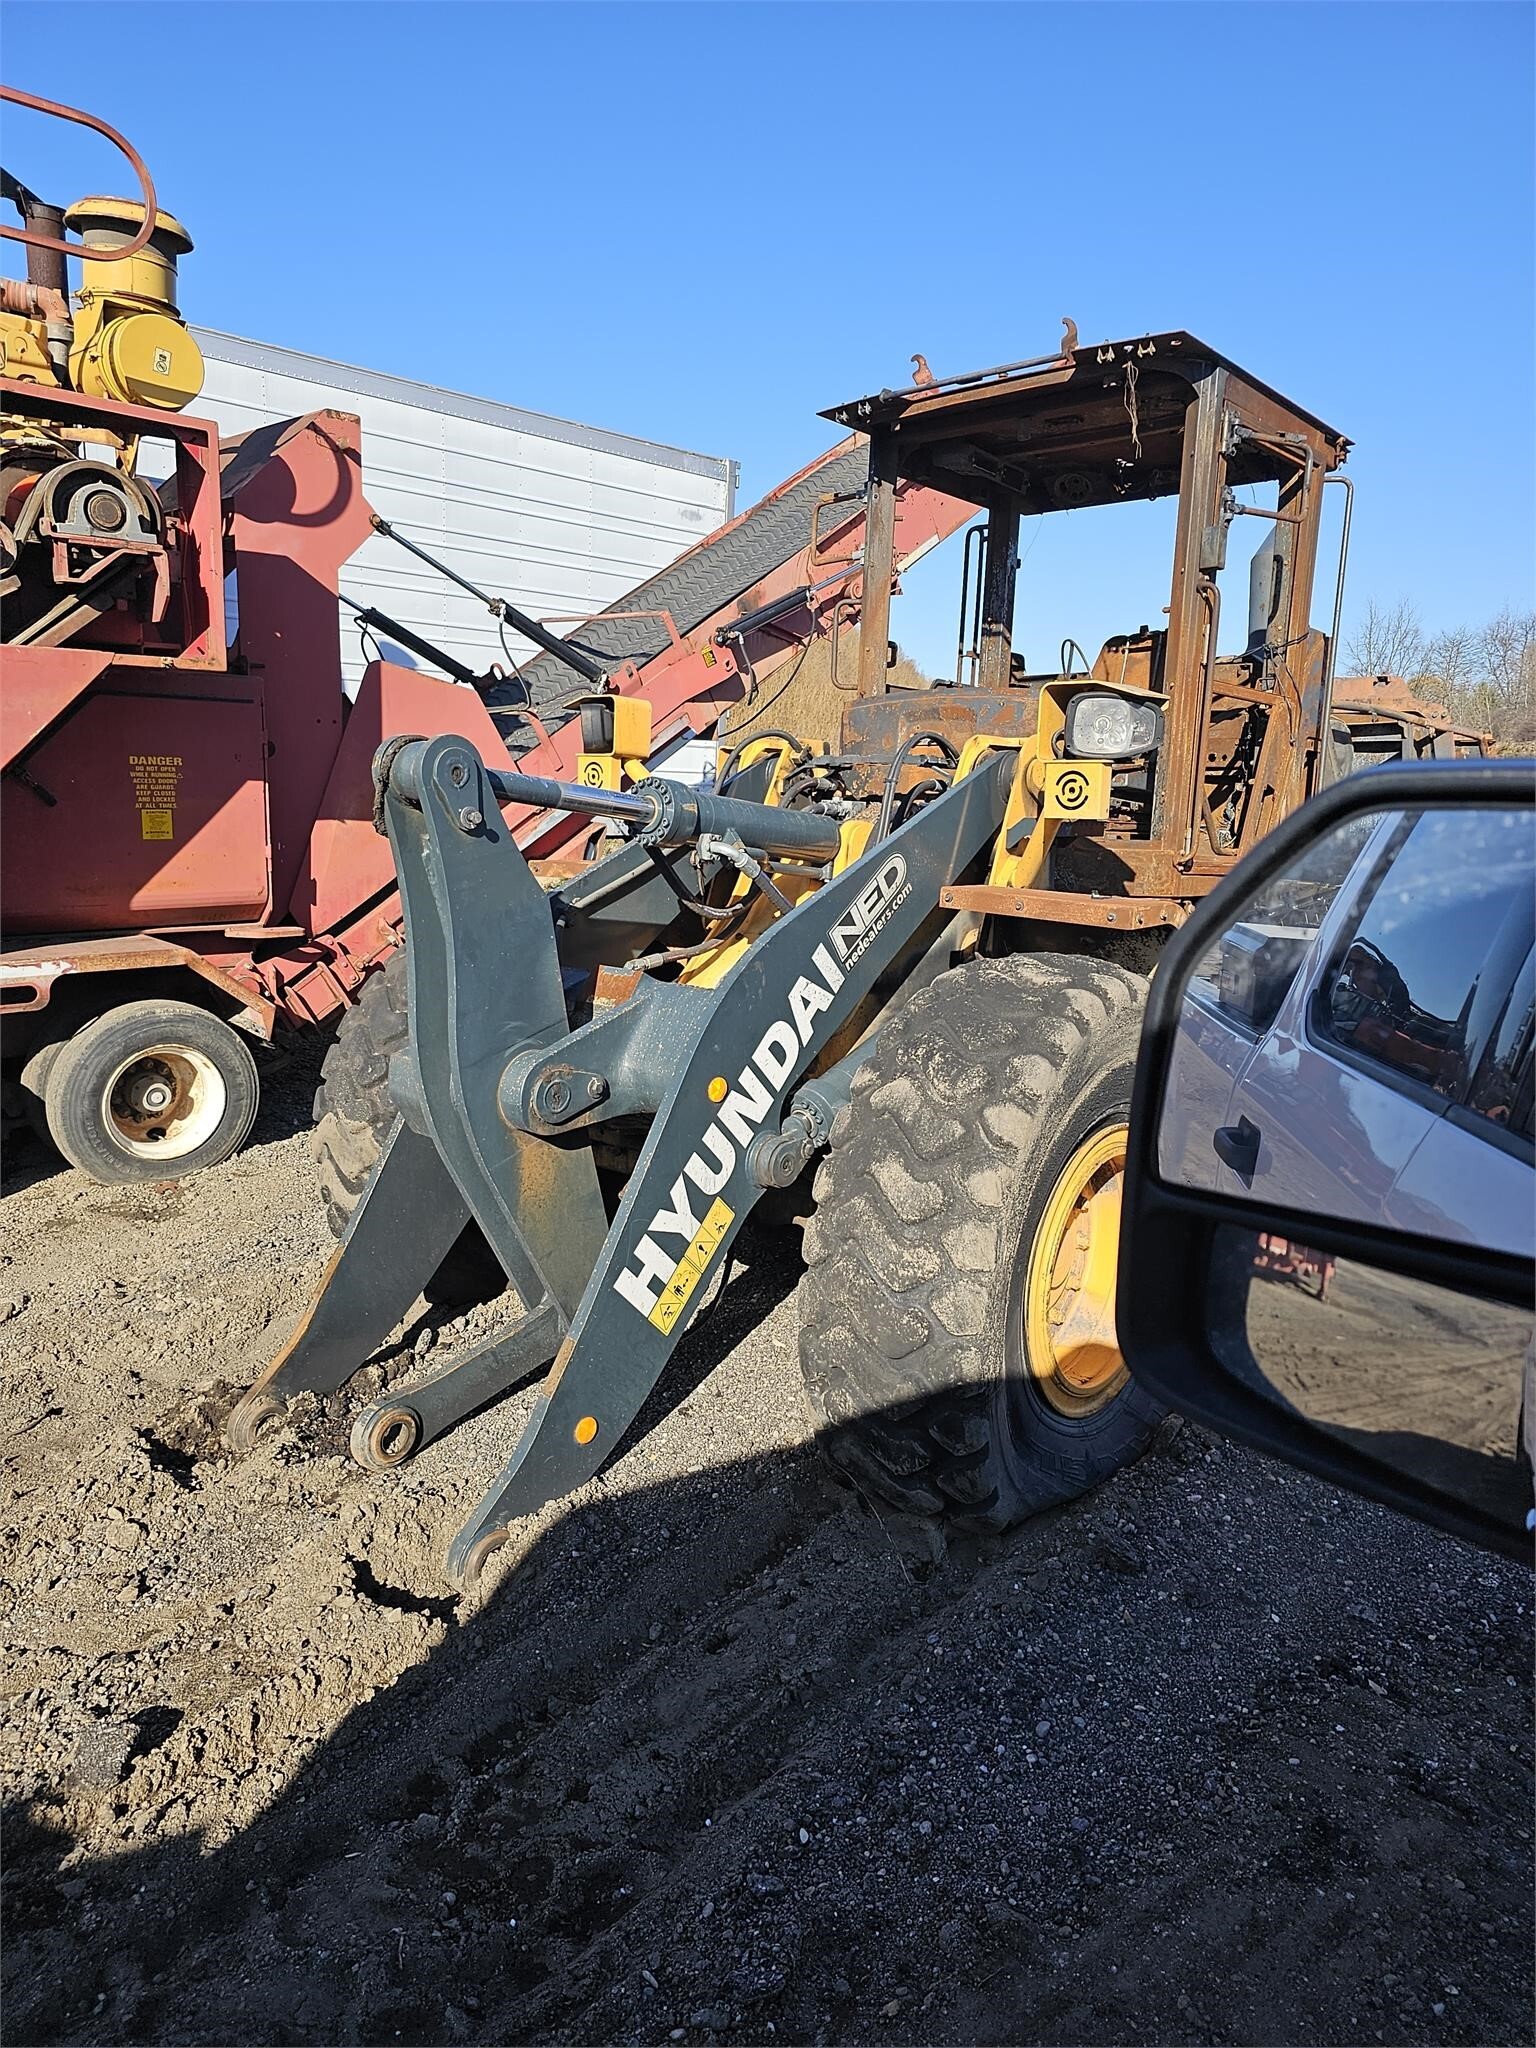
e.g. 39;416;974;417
346;1296;565;1471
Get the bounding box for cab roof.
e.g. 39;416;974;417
820;329;1348;513
823;328;1346;443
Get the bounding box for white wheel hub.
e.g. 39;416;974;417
103;1043;228;1159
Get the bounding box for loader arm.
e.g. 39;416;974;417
233;735;1014;1582
442;749;1013;1582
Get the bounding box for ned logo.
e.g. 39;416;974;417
830;853;909;964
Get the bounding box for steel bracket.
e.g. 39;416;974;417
500;976;711;1136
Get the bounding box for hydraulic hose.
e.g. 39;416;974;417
716;729;810;794
872;731;959;842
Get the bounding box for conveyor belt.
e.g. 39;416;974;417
488;443;869;727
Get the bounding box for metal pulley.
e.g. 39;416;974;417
12;458;161;548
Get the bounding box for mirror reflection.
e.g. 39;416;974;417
1161;805;1535;1254
1207;1226;1533;1530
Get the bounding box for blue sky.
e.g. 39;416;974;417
5;1;1531;675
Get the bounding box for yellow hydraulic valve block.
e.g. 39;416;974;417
63;196;203;411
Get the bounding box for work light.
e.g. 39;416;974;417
1063;691;1165;761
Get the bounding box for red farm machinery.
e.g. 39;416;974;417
0;87;972;1181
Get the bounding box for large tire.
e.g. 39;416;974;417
18;1037;63;1144
312;949;504;1307
798;952;1165;1531
42;999;259;1183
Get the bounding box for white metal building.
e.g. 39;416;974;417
189;328;736;687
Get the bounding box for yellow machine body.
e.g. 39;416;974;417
1041;757;1113;822
0;308;58;386
62;196;204;412
680;733;874;992
71;307;203;411
679;678;1163;996
990;677;1161;880
575;692;655;791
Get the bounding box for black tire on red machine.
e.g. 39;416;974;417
311;948;505;1308
797;951;1165;1531
41;998;259;1183
18;1038;62;1144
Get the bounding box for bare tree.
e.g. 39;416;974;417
1477;608;1536;724
1343;596;1425;679
1419;624;1479;703
1339;601;1534;749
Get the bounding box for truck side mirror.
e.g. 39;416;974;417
1118;759;1536;1558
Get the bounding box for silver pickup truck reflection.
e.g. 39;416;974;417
1160;805;1534;1258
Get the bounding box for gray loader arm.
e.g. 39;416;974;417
233;735;1013;1583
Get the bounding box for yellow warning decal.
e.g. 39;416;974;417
130;754;182;841
647;1196;734;1334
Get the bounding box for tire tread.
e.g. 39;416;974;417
798;952;1159;1530
311;953;410;1237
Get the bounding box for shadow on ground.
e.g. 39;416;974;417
5;1358;1532;2048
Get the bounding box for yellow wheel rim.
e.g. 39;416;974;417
1023;1122;1129;1417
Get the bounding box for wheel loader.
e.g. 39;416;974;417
231;327;1428;1584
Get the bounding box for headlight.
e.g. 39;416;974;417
1063;691;1165;761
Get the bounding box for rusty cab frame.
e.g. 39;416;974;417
824;327;1353;931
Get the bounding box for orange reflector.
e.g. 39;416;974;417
707;1076;728;1103
574;1415;599;1446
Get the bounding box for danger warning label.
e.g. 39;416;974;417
130;755;182;841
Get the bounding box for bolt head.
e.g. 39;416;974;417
456;806;484;832
752;1132;812;1189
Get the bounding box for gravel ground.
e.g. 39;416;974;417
1;1039;1531;2047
